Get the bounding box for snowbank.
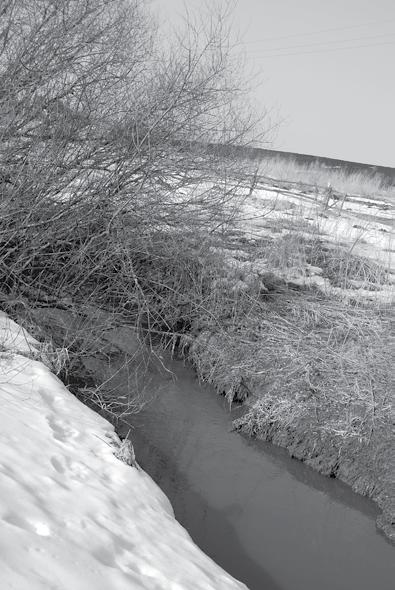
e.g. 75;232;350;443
0;313;247;590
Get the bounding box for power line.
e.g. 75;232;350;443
245;32;395;55
245;17;395;44
250;39;395;59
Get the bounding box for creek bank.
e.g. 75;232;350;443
18;303;394;544
116;353;395;590
233;403;394;542
0;312;249;590
186;326;394;544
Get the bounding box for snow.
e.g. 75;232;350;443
237;180;394;275
0;313;40;354
0;314;247;590
197;179;393;304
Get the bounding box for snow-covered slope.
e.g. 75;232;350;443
0;313;247;590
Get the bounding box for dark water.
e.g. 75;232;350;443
116;356;394;590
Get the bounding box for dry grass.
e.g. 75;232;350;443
172;208;393;456
258;156;393;198
260;230;391;291
305;242;391;290
187;284;392;445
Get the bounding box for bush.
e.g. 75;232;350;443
0;0;266;416
0;0;264;315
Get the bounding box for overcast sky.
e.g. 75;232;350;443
153;0;394;167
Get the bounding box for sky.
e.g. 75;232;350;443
153;0;395;167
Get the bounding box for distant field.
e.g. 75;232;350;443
258;156;393;200
242;146;395;187
206;144;394;198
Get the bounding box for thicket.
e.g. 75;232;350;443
0;0;264;387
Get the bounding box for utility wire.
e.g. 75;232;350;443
245;32;395;54
250;39;395;58
245;17;395;43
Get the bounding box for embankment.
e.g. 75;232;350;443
14;263;393;545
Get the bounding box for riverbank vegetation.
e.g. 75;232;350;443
1;0;393;540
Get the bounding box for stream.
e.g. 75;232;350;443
110;353;395;590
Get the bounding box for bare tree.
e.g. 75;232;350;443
0;0;265;335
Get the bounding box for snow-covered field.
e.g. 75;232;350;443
240;181;394;266
0;313;247;590
169;173;393;298
228;178;394;304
